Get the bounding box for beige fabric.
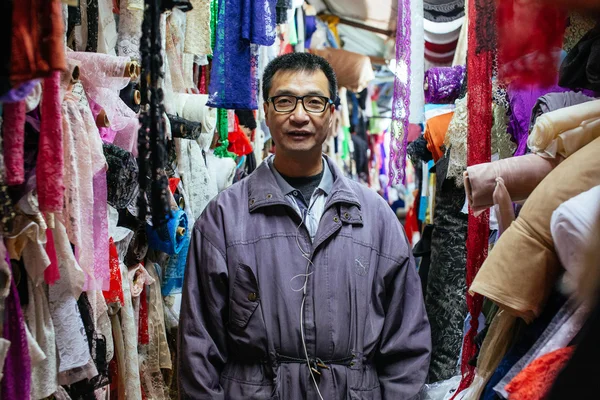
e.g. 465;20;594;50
310;48;375;93
464;154;560;215
470;137;600;322
184;0;212;56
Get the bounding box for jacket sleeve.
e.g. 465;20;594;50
178;219;229;399
376;232;432;399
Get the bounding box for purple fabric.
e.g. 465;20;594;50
208;0;277;110
178;156;431;399
389;0;412;185
304;15;317;49
1;254;32;399
0;80;39;103
424;65;466;104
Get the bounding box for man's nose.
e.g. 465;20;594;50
290;100;310;123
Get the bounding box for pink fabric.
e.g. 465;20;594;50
93;171;110;291
44;228;61;285
464;154;560;215
3;101;26;186
38;71;65;212
88;97;118;143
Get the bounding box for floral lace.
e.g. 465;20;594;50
48;221;93;385
118;0;143;61
97;0;119;55
25;278;59;399
2;101;26;186
184;0;212;56
38;71;66;213
93;171;110;291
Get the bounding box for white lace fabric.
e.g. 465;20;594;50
118;0;143;61
184;0;212;56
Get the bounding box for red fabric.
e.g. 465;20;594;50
37;71;65;212
44;228;60;285
404;197;420;246
425;39;459;53
228;115;253;156
109;357;119;399
199;65;209;94
497;0;566;87
407;123;422;143
138;285;149;345
103;238;125;306
3;101;26;186
452;0;493;397
506;347;574;400
168;177;180;195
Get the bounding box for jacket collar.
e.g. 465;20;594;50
247;155;361;213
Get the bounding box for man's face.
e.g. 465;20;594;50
264;69;335;157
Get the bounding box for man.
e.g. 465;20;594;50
179;52;431;399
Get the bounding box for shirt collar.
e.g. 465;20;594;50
267;155;334;197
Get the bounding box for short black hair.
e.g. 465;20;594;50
261;52;338;103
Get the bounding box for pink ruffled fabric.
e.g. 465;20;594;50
38;71;65;212
3;101;26;186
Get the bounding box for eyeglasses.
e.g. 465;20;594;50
267;95;333;114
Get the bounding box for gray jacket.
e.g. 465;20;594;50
179;156;431;400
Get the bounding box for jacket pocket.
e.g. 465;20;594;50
229;263;260;328
348;386;382;400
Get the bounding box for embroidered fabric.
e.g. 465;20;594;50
97;0;118;55
389;0;412;185
184;0;212;56
88;289;115;366
48;221;93;385
2;101;26;186
93;171;110;292
452;0;494;396
425;65;466;104
563;13;596;53
118;0;143;61
103;143;139;210
139;263;172;399
60;85;109;291
25;278;59;399
1;257;31;400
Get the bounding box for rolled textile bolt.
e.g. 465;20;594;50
124;61;137;78
71;65;80;83
96;109;110;128
135;64;141;78
176;227;185;237
134;89;141;105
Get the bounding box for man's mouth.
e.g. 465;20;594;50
287;131;312;137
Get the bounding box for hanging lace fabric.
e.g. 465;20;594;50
137;0;172;226
388;0;411;185
118;0;144;61
184;0;213;56
452;0;494;397
207;0;277;110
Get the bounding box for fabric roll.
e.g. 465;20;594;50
167;114;202;140
528;99;600;155
146;208;189;256
529;91;595;131
559;22;600;92
470;137;600;322
168;93;217;135
103;143;139;209
119;81;141;114
550;185;600;296
424;65;465;104
464;154;560;215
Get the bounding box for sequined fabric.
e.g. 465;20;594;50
425;65;466;104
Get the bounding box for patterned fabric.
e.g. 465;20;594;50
425;155;468;383
389;0;412;184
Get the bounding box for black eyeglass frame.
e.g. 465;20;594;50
267;95;334;114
